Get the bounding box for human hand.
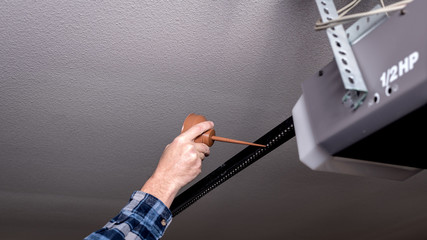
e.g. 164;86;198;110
141;120;214;208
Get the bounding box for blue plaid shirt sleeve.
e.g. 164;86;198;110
84;191;172;240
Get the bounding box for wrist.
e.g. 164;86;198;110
141;174;180;208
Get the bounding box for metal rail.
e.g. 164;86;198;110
171;116;295;216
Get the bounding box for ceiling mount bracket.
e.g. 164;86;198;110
315;0;368;111
345;5;388;45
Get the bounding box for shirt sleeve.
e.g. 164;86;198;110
84;191;172;240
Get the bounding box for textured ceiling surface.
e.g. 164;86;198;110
1;1;427;240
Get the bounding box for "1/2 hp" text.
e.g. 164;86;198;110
380;51;419;88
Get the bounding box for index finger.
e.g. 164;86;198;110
180;121;214;141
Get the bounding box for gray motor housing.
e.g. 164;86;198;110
292;0;427;180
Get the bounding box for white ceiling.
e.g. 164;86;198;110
2;1;427;239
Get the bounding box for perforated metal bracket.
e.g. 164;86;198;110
346;5;388;45
315;0;368;110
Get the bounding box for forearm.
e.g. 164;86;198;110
84;191;172;240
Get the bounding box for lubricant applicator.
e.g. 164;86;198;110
181;113;266;147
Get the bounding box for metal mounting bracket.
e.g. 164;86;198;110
345;5;388;45
315;0;369;110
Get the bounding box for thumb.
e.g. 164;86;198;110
180;121;214;141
